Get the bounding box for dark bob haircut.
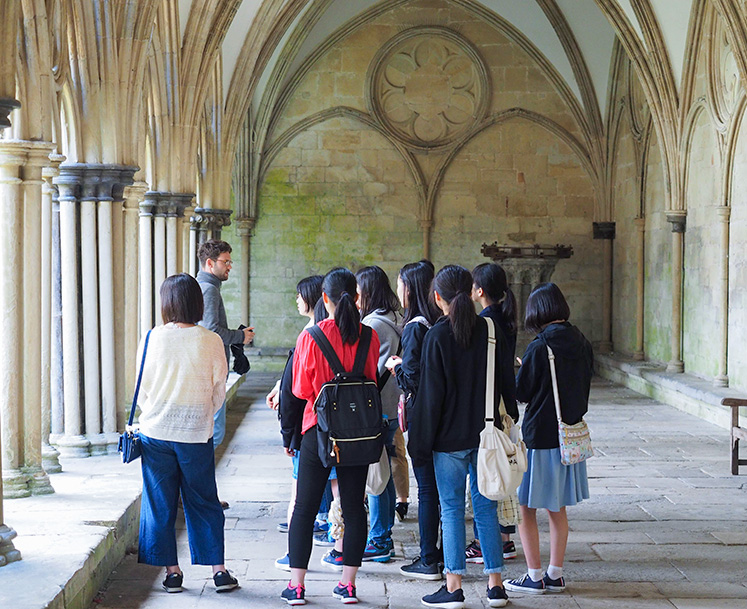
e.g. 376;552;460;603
161;273;204;324
296;275;323;313
524;282;570;334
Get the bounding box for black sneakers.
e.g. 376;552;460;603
421;584;465;609
213;570;239;592
504;573;546;594
281;582;306;605
502;540;517;559
399;556;443;581
543;573;566;592
162;572;183;593
332;581;358;604
487;585;509;607
394;501;409;522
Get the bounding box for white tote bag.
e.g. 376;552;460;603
477;317;528;501
366;446;391;495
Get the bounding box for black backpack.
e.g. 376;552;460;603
307;324;384;468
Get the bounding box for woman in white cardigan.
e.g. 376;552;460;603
136;273;238;594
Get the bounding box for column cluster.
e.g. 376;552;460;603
139;192;193;331
49;164;137;458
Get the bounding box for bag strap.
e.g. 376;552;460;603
128;329;152;427
547;344;563;423
484;317;496;425
352;325;372;376
377;335;402;391
307;325;346;376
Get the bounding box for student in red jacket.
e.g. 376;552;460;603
282;268;380;606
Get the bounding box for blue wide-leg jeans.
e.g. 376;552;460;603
433;448;503;576
138;434;225;566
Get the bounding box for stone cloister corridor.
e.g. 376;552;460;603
5;0;747;607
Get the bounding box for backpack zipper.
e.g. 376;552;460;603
329;433;382;463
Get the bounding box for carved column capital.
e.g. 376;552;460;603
665;210;687;233
716;205;731;222
191;207;233;232
235;217;256;237
123;181;149;210
593;221;616;240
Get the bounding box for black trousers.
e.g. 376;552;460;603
288;425;368;568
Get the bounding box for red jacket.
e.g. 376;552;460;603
292;318;380;434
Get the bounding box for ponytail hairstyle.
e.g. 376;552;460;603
433;265;477;349
355;265;400;319
400;261;439;326
472;262;516;337
322;267;360;344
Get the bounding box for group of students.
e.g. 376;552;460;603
271;261;594;608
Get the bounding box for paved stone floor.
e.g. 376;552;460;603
89;375;747;609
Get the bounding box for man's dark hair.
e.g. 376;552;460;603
161;273;204;324
198;239;232;268
524;283;571;334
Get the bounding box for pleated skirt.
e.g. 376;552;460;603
517;448;589;512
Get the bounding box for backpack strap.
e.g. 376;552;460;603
307;325;346;376
352;325;372;376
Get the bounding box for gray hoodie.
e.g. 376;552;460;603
362;309;403;420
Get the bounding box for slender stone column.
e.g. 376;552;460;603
715;206;731;387
593;222;615;353
633;217;646;361
80;175;104;453
189;221;198;276
49;185;64;458
182;204;194;273
139;197;155;335
0;143;31;499
21;144;55;494
236;218;255;324
123;182;147;411
666;211;686;373
54;167;89;457
42;155;64;474
166;211;178;277
153;206;167;325
420;219;432;260
97;169;119;452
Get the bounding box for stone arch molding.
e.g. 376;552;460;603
365;26;491;152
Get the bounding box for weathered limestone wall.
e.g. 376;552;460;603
252;0;601;349
642;131;672;364
728;112;747;390
252;117;422;347
611;115;639;355
430;120;602;343
682;110;722;379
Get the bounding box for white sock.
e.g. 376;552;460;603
547;565;563;580
528;568;544;582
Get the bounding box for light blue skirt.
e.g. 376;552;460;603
517;448;589;512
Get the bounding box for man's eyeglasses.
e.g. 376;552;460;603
214;258;233;267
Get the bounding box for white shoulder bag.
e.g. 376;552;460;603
477;317;528;501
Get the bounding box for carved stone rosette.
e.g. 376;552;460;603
368;27;490;151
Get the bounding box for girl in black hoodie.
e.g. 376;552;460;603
504;283;593;596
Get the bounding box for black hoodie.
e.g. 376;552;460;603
516;322;594;449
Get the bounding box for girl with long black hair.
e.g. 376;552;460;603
283;268;380;605
409;265;517;609
383;261;443;580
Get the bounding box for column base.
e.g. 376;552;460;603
42;442;63;474
0;524;22;566
87;433;111;456
714;374;729;388
666;360;684;373
597;341;613;354
52;434;91;458
2;468;32;499
102;432;121;455
23;465;55;495
633;350;645;361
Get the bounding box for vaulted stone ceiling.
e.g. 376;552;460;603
213;0;693;127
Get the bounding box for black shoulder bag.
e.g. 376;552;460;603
118;329;152;463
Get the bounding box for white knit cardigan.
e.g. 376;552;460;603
135;323;228;443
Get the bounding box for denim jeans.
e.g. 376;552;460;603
213;399;226;446
138;434;225;566
367;419;398;545
413;457;442;566
433;448;503;575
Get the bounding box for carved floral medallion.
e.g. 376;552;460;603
369;28;489;149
